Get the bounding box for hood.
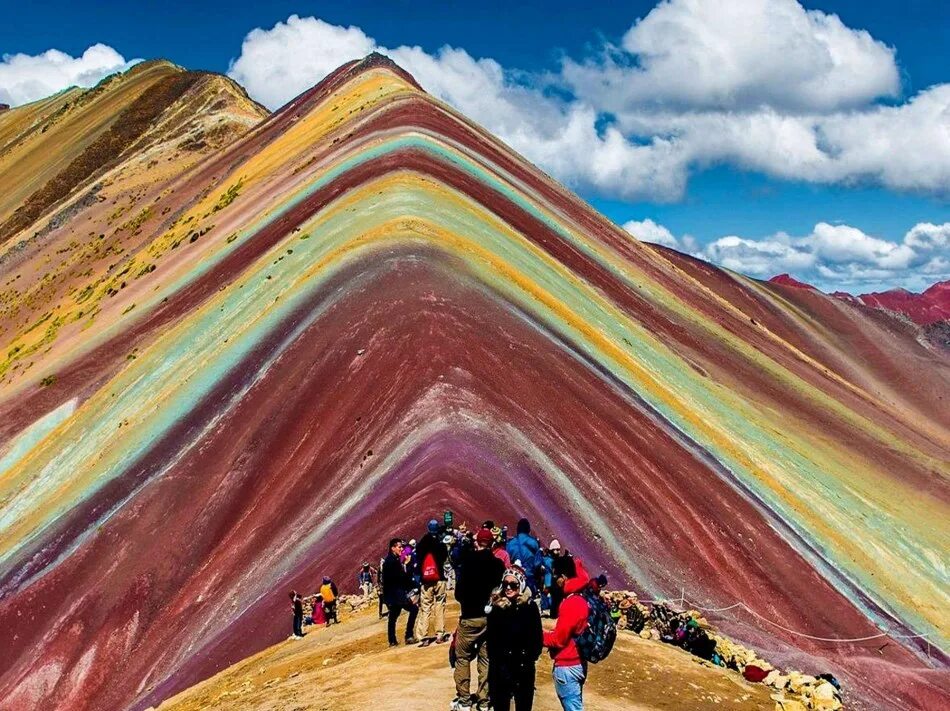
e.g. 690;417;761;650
564;558;591;595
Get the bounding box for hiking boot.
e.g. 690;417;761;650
405;636;419;645
418;637;434;648
436;632;451;644
474;703;492;711
388;641;399;647
450;699;472;711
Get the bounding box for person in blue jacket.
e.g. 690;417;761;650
506;518;542;595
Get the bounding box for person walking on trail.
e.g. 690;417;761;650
289;590;304;639
452;527;505;711
415;519;451;646
382;538;419;646
548;540;575;620
358;562;376;599
506;518;542;594
486;567;543;711
543;560;592;711
320;576;339;626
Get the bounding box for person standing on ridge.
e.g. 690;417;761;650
452;527;505;711
382;538;419;646
506;518;542;595
378;555;388;618
486;567;543;711
289;590;304;639
358;562;376;600
549;541;575;620
543;560;592;711
415;519;451;646
320;576;339;626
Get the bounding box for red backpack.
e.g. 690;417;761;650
421;552;440;582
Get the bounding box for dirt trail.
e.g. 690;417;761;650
157;603;774;711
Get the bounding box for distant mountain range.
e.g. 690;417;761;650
770;273;950;325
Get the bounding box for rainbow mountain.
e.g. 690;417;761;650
0;54;947;710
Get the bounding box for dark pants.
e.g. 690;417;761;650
387;602;418;644
324;601;338;624
490;662;536;711
550;585;564;619
292;613;303;637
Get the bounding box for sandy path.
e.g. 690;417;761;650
157;603;774;711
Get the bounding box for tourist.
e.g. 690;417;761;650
289;590;304;639
358;562;375;599
486;567;543;711
311;593;327;626
548;540;576;620
378;554;388;618
320;576;339;626
382;538;419;646
415;519;451;646
506;518;542;594
493;539;512;568
543;561;591;711
452;527;505;711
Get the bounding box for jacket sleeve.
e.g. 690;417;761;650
331;582;338;596
527;602;544;660
543;596;585;649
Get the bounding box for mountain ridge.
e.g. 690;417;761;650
0;54;946;711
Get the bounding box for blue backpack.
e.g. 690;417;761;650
573;588;617;663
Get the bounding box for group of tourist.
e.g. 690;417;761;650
379;516;606;711
287;515;610;711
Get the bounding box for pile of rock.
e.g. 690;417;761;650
608;591;844;711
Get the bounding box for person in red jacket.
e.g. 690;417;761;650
542;560;590;711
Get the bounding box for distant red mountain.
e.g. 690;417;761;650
769;275;950;325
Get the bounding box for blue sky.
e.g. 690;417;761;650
2;0;948;292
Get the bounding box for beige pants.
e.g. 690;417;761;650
453;616;489;704
414;579;446;639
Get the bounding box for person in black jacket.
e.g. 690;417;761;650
486;567;543;711
548;540;575;620
415;519;450;646
382;538;419;646
452;527;505;711
289;590;304;639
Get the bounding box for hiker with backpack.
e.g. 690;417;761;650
486;567;543;711
543;559;616;711
415;519;451;646
451;527;505;711
382;538;419;646
320;576;339;626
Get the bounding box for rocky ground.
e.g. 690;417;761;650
155;601;776;711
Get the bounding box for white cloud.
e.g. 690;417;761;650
623;218;680;247
563;0;899;113
227;4;949;201
0;44;137;107
630;218;950;291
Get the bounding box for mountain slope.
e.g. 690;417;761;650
0;54;946;711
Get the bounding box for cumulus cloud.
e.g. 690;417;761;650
627;219;950;291
563;0;899;113
227;3;949;202
0;44;137;107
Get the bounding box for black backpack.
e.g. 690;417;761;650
573;588;617;663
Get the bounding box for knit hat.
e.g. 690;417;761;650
475;528;494;547
516;518;531;534
549;539;561;551
427;519;440;534
490;526;502;540
323;576;331;583
408;539;416;547
501;567;527;595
